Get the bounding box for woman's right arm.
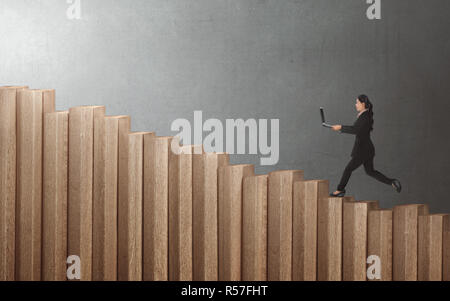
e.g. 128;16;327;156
340;118;367;135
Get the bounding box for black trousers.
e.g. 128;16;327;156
337;155;393;191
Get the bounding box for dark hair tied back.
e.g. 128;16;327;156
358;94;374;131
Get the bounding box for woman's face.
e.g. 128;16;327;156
355;99;366;112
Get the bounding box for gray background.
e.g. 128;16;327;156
1;0;449;213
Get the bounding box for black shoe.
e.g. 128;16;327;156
330;189;346;197
392;179;402;193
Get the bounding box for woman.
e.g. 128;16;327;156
330;95;402;197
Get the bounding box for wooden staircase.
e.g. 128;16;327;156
0;86;449;281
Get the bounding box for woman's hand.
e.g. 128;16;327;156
332;125;342;131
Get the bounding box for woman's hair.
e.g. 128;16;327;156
357;94;374;131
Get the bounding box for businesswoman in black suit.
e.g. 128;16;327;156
330;95;402;197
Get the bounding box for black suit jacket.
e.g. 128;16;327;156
340;110;375;160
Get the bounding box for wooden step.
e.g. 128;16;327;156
343;200;379;281
143;136;174;281
92;115;129;281
318;196;343;281
242;174;268;281
118;131;154;281
218;164;255;281
268;170;304;281
368;209;393;281
393;204;429;281
42;111;68;281
418;214;448;281
292;179;329;281
168;145;198;281
0;86;27;281
68;106;104;281
192;152;229;281
16;89;55;280
444;215;450;281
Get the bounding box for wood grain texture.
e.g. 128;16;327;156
42;89;56;114
16;89;55;280
68;106;104;281
393;204;429;281
444;215;450;281
143;136;174;281
218;164;255;281
0;86;27;281
192;152;230;281
118;131;153;281
292;180;329;281
169;145;197;281
242;175;268;281
42;111;68;281
267;170;304;281
418;214;446;281
93;116;128;281
367;209;393;281
343;201;379;281
318;197;343;281
343;196;356;203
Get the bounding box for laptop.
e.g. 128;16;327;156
320;107;333;128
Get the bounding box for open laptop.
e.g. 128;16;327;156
320;107;333;128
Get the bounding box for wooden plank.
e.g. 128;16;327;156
143;136;173;281
359;201;379;210
16;89;55;280
343;196;356;203
342;201;379;281
367;209;393;281
317;197;343;281
192;152;230;281
242;175;268;281
0;86;27;281
92;110;107;281
92;116;128;281
42;111;68;281
68;106;104;281
0;86;28;88
92;109;107;281
444;215;450;281
117;117;130;280
168;144;197;281
267;170;304;281
218;164;255;281
393;204;429;281
418;214;446;281
42;89;56;114
118;131;153;281
292;180;329;281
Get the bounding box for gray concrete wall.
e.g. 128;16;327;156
1;0;449;213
